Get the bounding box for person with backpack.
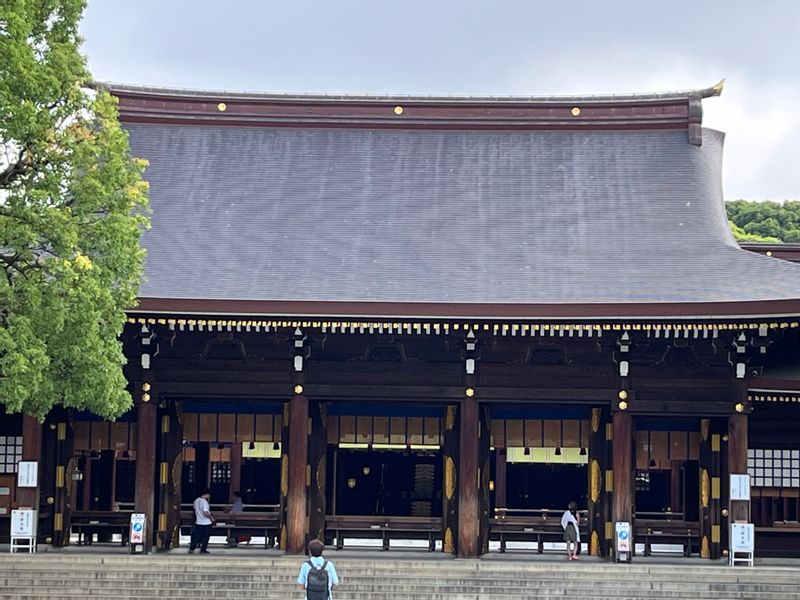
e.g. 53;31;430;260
297;539;339;600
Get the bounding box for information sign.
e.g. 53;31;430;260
17;461;38;488
731;523;755;553
730;474;751;501
130;513;146;545
615;521;632;561
11;509;36;537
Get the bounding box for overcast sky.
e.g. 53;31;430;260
80;0;799;200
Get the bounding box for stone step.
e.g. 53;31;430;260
4;570;800;588
3;555;799;600
0;571;799;591
2;592;799;600
2;581;799;600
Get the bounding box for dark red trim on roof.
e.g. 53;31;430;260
132;297;800;320
750;379;800;393
741;243;800;263
103;84;705;132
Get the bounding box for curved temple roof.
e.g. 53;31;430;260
108;83;800;320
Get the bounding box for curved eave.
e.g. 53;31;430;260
98;81;722;131
130;297;800;322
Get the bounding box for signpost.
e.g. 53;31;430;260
730;523;755;566
10;509;37;553
729;473;753;566
130;513;147;554
615;521;632;562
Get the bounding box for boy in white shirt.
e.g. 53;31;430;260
297;539;339;600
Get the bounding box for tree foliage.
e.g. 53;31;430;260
727;200;800;243
0;0;149;419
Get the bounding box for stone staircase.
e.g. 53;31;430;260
1;554;800;600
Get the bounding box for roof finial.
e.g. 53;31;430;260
711;79;725;96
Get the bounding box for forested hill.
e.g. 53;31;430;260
727;200;800;243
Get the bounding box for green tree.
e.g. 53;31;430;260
0;0;149;419
727;200;800;243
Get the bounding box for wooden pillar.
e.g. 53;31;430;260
51;415;73;547
307;400;328;545
670;461;683;515
588;407;612;557
18;416;41;510
477;404;491;555
278;402;289;549
728;413;749;522
457;395;479;558
134;398;157;552
156;400;183;549
286;392;309;554
229;437;242;501
441;404;459;554
699;418;723;559
612;409;633;557
495;448;507;511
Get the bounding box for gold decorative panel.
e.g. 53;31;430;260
701;468;710;507
590;460;601;503
444;456;456;500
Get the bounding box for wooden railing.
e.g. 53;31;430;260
70;510;133;546
179;505;280;549
490;507;588;553
634;518;699;557
325;515;442;551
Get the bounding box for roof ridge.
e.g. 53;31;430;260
92;80;725;104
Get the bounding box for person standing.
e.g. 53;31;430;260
189;489;214;554
561;500;580;560
297;539;340;600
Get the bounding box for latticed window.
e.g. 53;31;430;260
748;449;800;488
0;436;22;474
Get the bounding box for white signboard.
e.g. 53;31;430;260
17;461;38;488
11;509;37;537
731;523;755;553
130;513;146;545
730;474;751;501
615;521;631;553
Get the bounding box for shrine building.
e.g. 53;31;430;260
3;81;800;559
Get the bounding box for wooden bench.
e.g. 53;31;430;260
755;525;800;558
180;511;280;549
325;515;442;551
635;519;699;557
71;510;132;546
490;516;587;553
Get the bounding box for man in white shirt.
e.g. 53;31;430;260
189;490;214;554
